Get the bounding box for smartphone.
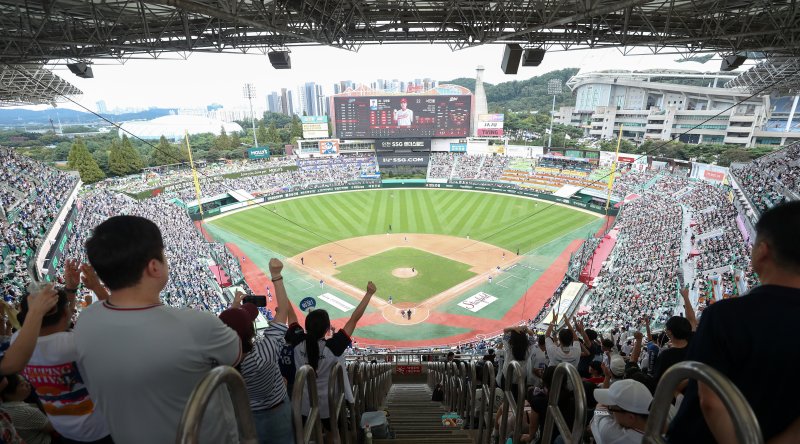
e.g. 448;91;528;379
243;295;267;307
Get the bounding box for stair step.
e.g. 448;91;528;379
379;384;473;444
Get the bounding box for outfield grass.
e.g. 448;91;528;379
209;189;598;256
334;247;475;303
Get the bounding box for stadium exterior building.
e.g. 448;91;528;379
555;70;800;147
117;115;243;141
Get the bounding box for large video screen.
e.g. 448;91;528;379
334;95;471;139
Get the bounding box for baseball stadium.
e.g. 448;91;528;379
2;2;800;443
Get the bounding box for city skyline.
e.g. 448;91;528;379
21;44;730;113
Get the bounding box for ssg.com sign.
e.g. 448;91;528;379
247;148;271;159
378;155;429;166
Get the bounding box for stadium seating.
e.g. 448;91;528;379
729;140;800;214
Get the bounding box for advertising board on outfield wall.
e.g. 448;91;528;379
247;147;271;159
193;180;616;220
376;139;431;150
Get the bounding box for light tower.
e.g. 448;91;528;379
473;66;489;136
243;83;258;147
547;79;562;147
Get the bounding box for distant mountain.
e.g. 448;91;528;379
441;68;580;113
0;108;178;126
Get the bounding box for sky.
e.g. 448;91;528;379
37;44;727;112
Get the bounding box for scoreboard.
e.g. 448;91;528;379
333;95;471;139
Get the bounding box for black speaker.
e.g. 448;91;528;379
268;51;291;69
66;62;93;78
522;48;545;67
501;44;523;74
720;54;746;71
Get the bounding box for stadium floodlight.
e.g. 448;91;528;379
66;62;93;79
547;79;563;148
243;83;258;148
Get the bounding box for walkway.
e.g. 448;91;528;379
375;384;473;444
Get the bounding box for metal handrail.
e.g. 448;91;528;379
176;365;257;444
348;362;362;441
291;365;325;444
477;361;496;444
541;362;587;444
328;362;352;444
643;361;763;444
498;361;526;444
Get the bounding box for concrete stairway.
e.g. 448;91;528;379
374;384;473;444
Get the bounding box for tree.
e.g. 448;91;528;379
120;134;144;173
230;132;242;151
266;121;282;144
107;139;126;176
256;121;268;146
151;135;186;166
215;126;231;152
67;138;105;183
290;115;303;144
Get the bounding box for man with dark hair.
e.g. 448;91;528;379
668;201;800;443
73;216;242;444
652;316;691;382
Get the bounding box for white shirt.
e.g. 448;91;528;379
13;331;110;441
74;302;241;444
394;108;414;126
591;412;645;444
527;346;548;386
545;337;581;367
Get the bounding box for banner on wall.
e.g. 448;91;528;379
450;143;467;152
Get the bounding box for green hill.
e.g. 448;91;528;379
441;68;579;113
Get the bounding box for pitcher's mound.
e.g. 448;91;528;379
392;268;418;278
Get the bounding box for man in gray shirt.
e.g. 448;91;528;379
74;215;241;444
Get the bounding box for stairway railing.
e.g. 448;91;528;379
329;362;352;444
643;361;763;444
175;365;257;444
291;365;325;444
541;362;587;444
476;361;497;444
498;361;526;444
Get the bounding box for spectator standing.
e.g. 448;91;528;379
218;259;295;444
652;316;692;382
74;215;242;444
281;281;376;438
544;315;587;368
669;202;800;443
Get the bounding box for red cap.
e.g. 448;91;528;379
400;98;408;103
219;302;258;341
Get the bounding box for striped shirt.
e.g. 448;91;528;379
240;323;288;410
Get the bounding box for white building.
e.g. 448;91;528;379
555;70;800;147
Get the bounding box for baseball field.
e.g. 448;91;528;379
203;189;605;346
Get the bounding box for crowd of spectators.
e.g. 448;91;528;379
61;191;227;313
730;141;800;213
428;152;456;179
1;148;79;303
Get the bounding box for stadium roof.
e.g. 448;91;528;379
117;115;243;140
724;58;800;96
0;0;797;62
0;64;82;106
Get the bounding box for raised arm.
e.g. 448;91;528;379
269;258;296;326
342;281;376;336
545;313;558;338
80;263;109;302
567;317;590;356
680;286;698;331
630;331;644;364
575;318;593;347
0;286;58;374
64;259;80;313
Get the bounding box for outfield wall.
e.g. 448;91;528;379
193;180;618;220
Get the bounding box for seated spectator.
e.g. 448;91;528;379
15;261;111;444
668;201;800;443
74;215;242;444
281;281;376;439
0;374;54;444
218;258;295;444
591;379;652;444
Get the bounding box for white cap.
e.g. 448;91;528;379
609;354;626;377
593;379;652;415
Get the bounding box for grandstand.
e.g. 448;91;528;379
2;136;795;441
